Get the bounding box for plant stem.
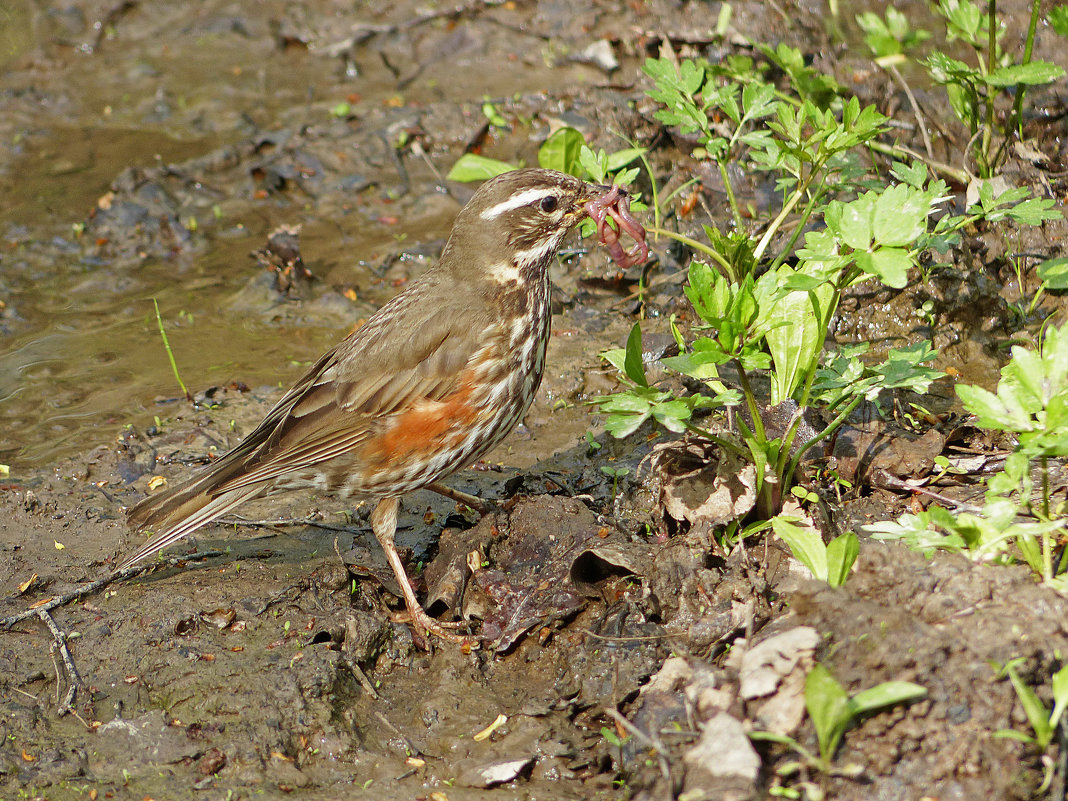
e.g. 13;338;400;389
647;227;736;277
1010;0;1042;137
768;182;831;271
784;393;864;489
754;175;812;262
980;0;998;175
732;358;768;444
683;422;749;458
717;158;746;233
153;298;191;402
867;141;971;185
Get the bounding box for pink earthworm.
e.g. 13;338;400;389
585;185;649;268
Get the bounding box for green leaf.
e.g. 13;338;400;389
1005;197;1062;226
986;62;1065;87
1005;664;1054;748
446;154;516;182
1052;7;1068;37
849;681;928;715
890;160;928;189
623;322;648;387
662;349;728;379
832;193;875;250
651;399;693;432
604;411;649;439
873;183;929;247
602;347;626;375
598;392;655;414
805;664;852;763
945;81;977;129
957;384;1020;430
759;266;835;404
857;247;912;288
1050;665;1068;728
538;127;586;176
825;532;859;588
875;341;943;393
772;515;828;582
606;148;646;172
1038;257;1068;290
685;261;728;324
578;145;609;184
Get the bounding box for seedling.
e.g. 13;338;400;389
751;663;926;777
922;0;1064;177
870;322;1068;586
993;658;1068;793
152;298;191;402
994;658;1068;751
771;519;858;588
600;465;630;502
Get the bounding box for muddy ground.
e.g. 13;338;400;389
2;1;1068;799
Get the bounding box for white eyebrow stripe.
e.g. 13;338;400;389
480;187;562;220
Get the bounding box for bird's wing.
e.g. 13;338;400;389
211;277;495;492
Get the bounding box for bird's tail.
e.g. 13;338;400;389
122;461;264;568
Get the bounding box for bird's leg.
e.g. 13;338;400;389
426;482;495;515
369;497;471;648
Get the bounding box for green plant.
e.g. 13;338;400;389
869;322;1068;586
600;725;630;748
642;54;881;275
993;658;1068;793
751;663;926;777
994;658;1068;751
771;519;858;587
594;171;949;519
152;298;191;402
922;0;1064;177
595;51;1059;525
481;96;508;129
600;464;630;502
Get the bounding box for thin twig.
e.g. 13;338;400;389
580;629;672;643
373;710;422;758
37;609;80;715
887;63;934;159
604;708;675;791
0;552;225;630
217;514;353;533
345;660;381;700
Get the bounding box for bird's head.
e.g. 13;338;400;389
442;168;603;286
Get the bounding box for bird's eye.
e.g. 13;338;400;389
539;195;559;213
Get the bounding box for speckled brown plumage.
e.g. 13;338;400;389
124;168;627;646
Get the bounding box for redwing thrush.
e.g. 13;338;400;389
123;167;647;646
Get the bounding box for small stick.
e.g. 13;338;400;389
604;708;674;789
37;609;80;715
346;660;381;700
427;482;491;514
0;551;225;630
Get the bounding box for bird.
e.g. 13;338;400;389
123;167;645;647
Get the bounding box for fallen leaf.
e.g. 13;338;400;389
17;573;38;594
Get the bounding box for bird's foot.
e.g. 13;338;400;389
391;607;479;650
427;482;497;516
